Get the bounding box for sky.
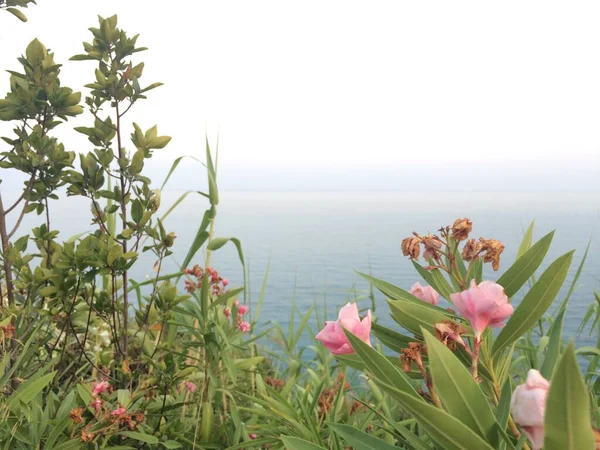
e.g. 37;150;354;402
1;1;599;191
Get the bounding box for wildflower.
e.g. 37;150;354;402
401;237;421;259
315;303;372;355
223;307;231;319
451;218;472;241
238;304;249;316
134;411;146;423
238;321;251;333
450;280;513;337
479;238;505;271
222;278;229;286
409;282;439;305
510;369;550;450
184;381;197;392
92;380;110;397
184;280;196;293
111;407;126;416
249;433;257;440
234;299;240;308
1;324;15;339
70;407;84;424
462;238;483;261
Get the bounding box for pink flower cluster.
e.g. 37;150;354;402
183;265;229;296
224;299;251;334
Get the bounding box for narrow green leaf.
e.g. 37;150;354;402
280;436;327;450
493;250;574;355
179;210;210;270
371;322;413;353
544;343;596;450
8;371;55;410
516;221;535;259
540;308;566;379
375;380;495;450
343;330;420;398
329;423;398;449
387;299;459;337
119;431;159;444
7;8;28;22
424;330;498;446
497;231;554;298
412;261;454;300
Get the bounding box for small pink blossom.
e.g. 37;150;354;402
111;407;126;416
224;307;231;319
233;299;239;308
315;303;372;355
238;304;249;316
249;433;257;439
184;381;197;392
510;369;550;450
409;282;440;306
450;280;513;337
92;380;110;397
238;321;251;333
222;278;229;286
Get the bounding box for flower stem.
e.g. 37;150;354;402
472;336;481;380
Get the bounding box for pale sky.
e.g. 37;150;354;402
1;1;599;191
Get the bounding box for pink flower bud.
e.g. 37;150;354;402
233;299;239;308
92;380;110;397
238;321;251;333
238;305;249;316
222;278;229;286
450;280;513;337
409;282;440;305
224;307;231;319
510;369;550;450
111;407;126;416
90;398;103;413
315;303;371;355
249;433;257;439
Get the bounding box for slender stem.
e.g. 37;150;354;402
115;102;129;359
472;336;481;380
0;193;14;307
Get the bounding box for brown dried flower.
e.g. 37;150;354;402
434;320;467;351
401;237;421;259
400;342;426;371
81;429;94;442
1;324;15;339
479;238;505;271
451;218;472;241
135;411;146;424
421;233;443;261
70;407;84;424
462;238;483;261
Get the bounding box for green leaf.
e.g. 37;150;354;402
371;322;413;353
495;378;512;430
161;441;182;449
374;380;495;450
516;221;535;259
119;431;159;444
387;298;458;337
423;330;498;446
179;210;210;271
544;343;596;450
343;330;420;398
280;436;327;450
39;285;58;297
329;423;398;449
8;371;55;411
160;155;202;190
497;230;554;298
207;237;245;267
7;7;28;22
492;250;574;355
540;308;566;378
412;261;454;300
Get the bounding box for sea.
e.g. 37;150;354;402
11;190;600;349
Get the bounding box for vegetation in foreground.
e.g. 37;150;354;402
0;5;599;449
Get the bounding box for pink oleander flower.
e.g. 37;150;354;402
224;307;231;319
450;280;513;337
238;321;251;333
222;278;229;286
111;407;126;416
92;380;110;397
410;282;440;306
510;369;550;450
238;304;249;316
315;303;372;355
184;381;197;392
